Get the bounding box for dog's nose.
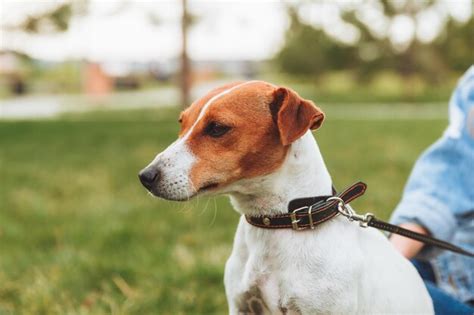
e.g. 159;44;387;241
138;167;160;190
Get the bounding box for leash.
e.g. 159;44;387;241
245;182;474;258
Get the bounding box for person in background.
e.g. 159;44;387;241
390;66;474;314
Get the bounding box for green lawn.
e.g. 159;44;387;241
0;106;446;314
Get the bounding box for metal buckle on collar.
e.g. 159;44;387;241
306;205;313;229
290;207;309;230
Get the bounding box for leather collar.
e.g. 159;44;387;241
245;182;474;257
245;182;367;230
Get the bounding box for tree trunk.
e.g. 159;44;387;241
180;0;191;108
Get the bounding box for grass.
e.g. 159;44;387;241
0;106;446;314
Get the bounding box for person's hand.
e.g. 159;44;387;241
390;223;428;259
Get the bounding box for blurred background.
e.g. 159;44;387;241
0;0;472;314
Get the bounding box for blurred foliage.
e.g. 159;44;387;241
275;10;356;75
15;1;88;34
275;1;473;85
21;3;72;33
2;0;471;103
31;62;83;93
434;17;474;72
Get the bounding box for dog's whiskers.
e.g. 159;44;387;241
146;191;155;198
198;197;211;216
208;198;218;227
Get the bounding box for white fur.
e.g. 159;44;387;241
223;131;434;314
146;137;196;200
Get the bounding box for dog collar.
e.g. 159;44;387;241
245;182;367;230
245;182;474;257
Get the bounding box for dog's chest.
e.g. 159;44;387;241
235;285;272;314
233;258;300;315
235;278;295;315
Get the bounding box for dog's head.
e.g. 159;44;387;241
139;81;325;201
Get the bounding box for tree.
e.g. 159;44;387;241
5;1;88;34
275;0;473;84
275;8;356;77
180;0;191;108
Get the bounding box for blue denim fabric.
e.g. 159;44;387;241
412;259;474;315
390;66;474;304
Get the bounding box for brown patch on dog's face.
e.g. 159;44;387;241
178;81;324;193
179;82;287;192
271;87;325;146
139;80;325;200
178;82;244;137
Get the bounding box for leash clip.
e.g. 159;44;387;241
327;196;374;228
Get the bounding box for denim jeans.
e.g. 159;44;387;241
412;259;474;315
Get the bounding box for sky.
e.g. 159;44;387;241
0;0;472;63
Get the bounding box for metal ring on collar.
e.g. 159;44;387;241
327;196;354;218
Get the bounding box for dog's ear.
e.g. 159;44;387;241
270;87;325;146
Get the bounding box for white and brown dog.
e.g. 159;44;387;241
139;81;433;314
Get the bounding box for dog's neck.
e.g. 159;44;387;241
228;131;332;216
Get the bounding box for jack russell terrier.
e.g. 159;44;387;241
139;81;434;314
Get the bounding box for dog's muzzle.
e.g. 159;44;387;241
138;166;161;191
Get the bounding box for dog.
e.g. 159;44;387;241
139;81;434;314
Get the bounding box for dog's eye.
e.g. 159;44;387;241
204;122;231;138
